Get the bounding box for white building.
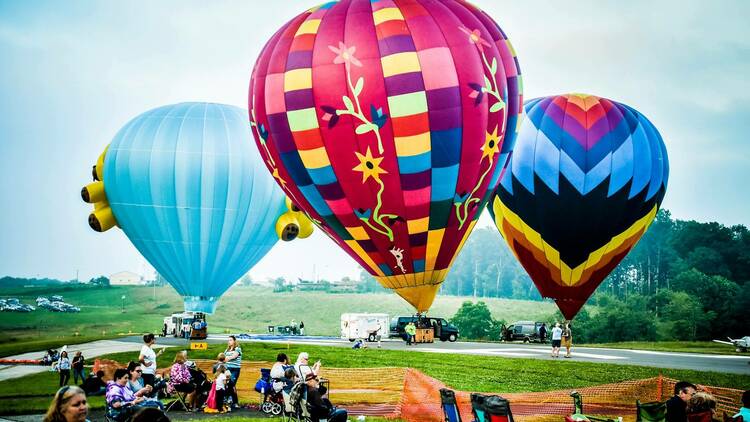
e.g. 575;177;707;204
109;271;143;286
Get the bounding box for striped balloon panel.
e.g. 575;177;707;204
490;94;669;318
250;0;522;311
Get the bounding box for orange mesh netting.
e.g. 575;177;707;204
98;359;744;421
400;371;746;422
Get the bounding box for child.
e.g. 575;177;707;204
214;364;231;412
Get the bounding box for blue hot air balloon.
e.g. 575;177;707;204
91;102;287;313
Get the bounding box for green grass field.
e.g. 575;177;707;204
1;342;748;416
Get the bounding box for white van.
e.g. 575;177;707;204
340;313;389;342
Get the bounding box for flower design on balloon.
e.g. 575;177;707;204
352;146;399;241
460;27;492;51
322;42;388;154
455;125;501;228
322;42;398;242
454;27;508;229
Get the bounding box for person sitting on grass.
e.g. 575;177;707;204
667;381;697;422
81;370;107;396
106;368;160;421
734;390;750;421
686;392;718;422
44;385;89;422
167;351;198;411
305;373;348;422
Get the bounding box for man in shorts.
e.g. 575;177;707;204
551;322;563;358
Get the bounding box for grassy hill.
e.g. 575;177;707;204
0;284;555;343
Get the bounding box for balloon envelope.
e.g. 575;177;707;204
490;94;669;319
249;0;523;312
104;102;285;313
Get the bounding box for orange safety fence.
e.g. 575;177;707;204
93;359;745;421
400;370;746;422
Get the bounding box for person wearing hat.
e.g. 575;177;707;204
305;373;347;422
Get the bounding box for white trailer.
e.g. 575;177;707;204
340;313;389;342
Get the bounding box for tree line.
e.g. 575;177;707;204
436;209;749;342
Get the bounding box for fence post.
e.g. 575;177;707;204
656;373;663;401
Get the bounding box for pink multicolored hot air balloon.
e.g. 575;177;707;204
249;0;522;312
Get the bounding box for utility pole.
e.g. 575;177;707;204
495;264;501;298
473;261;478;298
75;269;79;283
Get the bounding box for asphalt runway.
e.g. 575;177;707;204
131;334;750;375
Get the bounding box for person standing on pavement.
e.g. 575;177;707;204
58;351;71;387
550;322;563;358
71;351;85;384
299;321;305;336
538;323;547;344
139;333;164;388
404;322;417;346
224;335;242;408
562;322;573;358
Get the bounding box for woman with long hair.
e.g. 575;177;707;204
223;336;242;408
44;386;89;422
57;351;71;387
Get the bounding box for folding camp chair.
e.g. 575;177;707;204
566;392;617;422
471;392;514;422
440;388;462;422
164;389;190;413
636;400;666;422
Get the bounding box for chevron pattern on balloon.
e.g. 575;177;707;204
490;94;669;319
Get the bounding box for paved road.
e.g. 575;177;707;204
0;340;143;382
124;334;750;375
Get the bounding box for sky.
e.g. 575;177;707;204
1;1;749;284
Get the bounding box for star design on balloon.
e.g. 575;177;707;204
353;146;387;183
481;125;500;161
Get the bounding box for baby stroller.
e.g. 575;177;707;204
42;349;59;366
255;368;284;415
187;363;213;409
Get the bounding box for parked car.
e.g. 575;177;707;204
503;321;546;343
389;316;459;342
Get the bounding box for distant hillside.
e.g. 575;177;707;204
0;284;556;341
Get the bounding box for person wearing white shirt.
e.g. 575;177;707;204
294;352;320;380
139;333;164;387
214;364;231;412
550;323;563;358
